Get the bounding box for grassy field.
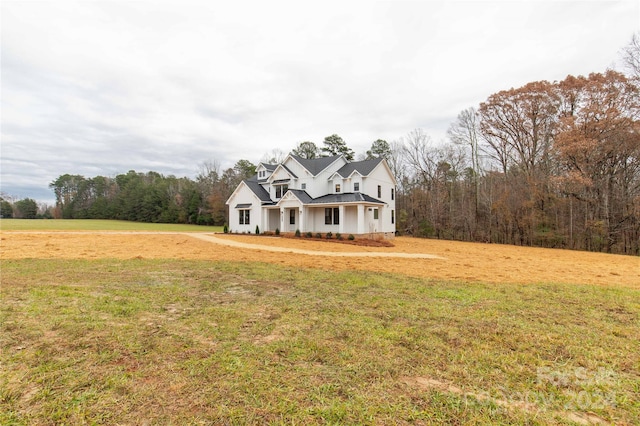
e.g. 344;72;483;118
0;218;223;232
1;221;639;424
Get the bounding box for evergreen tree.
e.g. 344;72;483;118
321;134;355;160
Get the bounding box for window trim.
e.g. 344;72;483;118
324;207;340;225
275;184;288;199
325;208;332;225
239;209;250;225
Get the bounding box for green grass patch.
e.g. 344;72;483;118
0;219;223;232
1;259;638;424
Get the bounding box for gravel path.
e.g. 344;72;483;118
188;233;446;259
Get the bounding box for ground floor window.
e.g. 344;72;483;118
239;209;250;225
391;209;395;224
290;209;295;225
324;207;339;225
373;208;379;220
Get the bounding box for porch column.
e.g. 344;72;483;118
280;208;285;232
338;205;345;234
299;208;305;233
357;204;365;235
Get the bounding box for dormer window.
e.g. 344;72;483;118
335;184;341;193
354;182;359;192
275;184;288;198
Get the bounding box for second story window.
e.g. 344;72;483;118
391;188;394;200
378;185;382;198
275;184;288;198
354;182;359;192
335;184;341;193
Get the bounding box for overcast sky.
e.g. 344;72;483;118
2;0;639;204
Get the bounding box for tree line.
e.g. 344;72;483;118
44;135;369;225
36;34;640;255
392;36;640;255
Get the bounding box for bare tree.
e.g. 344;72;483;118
479;81;559;176
621;32;640;81
402;128;438;186
448;107;482;212
260;148;286;164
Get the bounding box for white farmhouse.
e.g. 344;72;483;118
226;153;397;238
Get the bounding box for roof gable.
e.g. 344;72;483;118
256;162;277;172
267;163;298;182
289;154;343;176
335;158;384;178
243;180;273;203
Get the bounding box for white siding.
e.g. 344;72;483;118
226;183;261;233
227;156;396;237
361;163;396;235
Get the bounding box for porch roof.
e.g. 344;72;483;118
309;192;385;205
274;189;385;207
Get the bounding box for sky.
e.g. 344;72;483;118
2;0;639;205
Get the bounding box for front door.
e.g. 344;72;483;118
288;208;297;231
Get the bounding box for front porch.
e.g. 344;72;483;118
261;203;387;237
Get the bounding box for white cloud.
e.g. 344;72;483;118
1;0;638;203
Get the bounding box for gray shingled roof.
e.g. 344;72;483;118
244;180;274;204
278;189;384;206
290;154;342;176
285;189;314;204
308;192;385;205
335;157;383;178
261;163;277;171
279;163;298;178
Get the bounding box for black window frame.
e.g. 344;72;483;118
275;184;288;199
324;207;340;225
325;208;332;225
239;209;250;225
290;209;296;225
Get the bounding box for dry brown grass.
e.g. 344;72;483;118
2;225;639;424
1;231;637;288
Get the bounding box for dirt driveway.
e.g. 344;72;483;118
1;232;638;288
